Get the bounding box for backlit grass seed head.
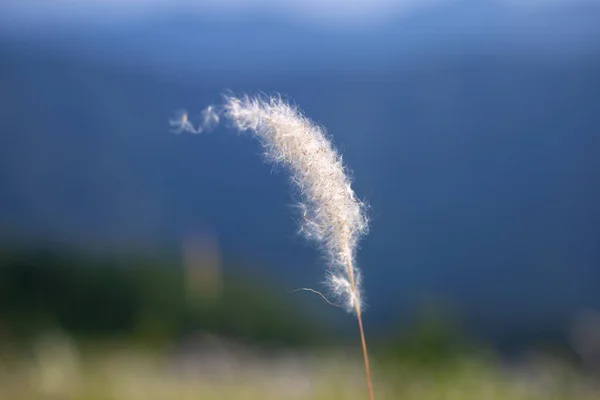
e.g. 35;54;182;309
183;94;369;312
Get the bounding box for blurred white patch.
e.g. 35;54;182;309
30;333;81;397
169;108;219;134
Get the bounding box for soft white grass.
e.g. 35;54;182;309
220;95;369;313
173;95;368;312
174;94;375;398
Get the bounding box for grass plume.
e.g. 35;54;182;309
176;93;374;399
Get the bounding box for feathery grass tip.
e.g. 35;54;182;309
177;94;369;313
174;93;375;399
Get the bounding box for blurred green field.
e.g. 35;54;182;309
1;333;599;400
1;248;599;399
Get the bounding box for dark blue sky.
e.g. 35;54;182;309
1;0;599;340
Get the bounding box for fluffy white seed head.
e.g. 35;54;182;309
183;94;369;312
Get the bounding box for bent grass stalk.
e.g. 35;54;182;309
174;94;374;400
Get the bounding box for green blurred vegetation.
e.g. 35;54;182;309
0;245;585;373
382;304;472;367
0;247;597;399
0;334;596;400
0;247;325;348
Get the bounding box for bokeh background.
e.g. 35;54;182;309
1;1;599;399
